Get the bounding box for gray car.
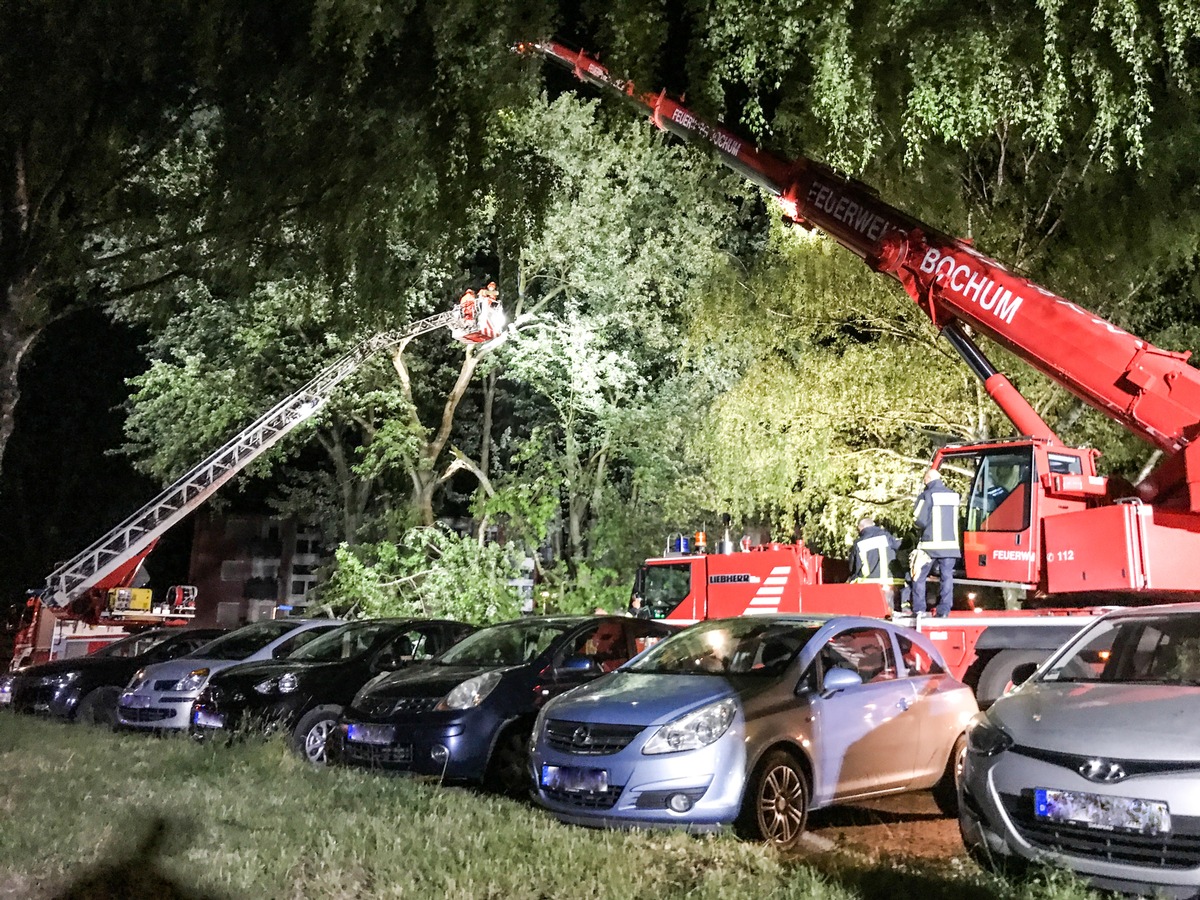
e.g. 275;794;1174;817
531;615;978;848
117;618;342;731
960;603;1200;899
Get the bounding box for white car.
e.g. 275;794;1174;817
960;603;1200;899
117;619;341;731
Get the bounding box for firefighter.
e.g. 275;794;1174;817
457;288;478;326
847;515;903;608
911;467;961;617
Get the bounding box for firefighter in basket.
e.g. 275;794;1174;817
452;282;504;343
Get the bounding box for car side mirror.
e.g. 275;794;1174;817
553;655;602;679
1010;661;1039;686
822;667;863;696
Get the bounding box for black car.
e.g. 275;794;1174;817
331;615;678;793
5;627;227;725
191;618;476;763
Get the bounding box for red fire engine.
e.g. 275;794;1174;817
521;40;1200;702
9;292;505;670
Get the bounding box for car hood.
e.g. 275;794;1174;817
134;657;248;682
991;682;1200;761
210;659;345;686
360;663;510;700
543;672;745;727
15;656;131;678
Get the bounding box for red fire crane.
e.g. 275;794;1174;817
520;40;1200;701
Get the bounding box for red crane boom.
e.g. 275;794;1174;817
520;40;1200;513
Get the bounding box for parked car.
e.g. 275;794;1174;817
2;627;227;725
331;615;677;792
116;618;342;731
960;603;1200;898
530;615;977;848
191;617;477;763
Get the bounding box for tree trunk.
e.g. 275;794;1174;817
0;300;41;479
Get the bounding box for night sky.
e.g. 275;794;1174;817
0;311;193;627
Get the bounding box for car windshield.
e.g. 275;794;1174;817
290;621;395;661
96;631;171;658
627;619;821;676
189;621;298;660
436;621;571;667
1041;613;1200;685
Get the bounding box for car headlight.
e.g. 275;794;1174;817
126;669;149;691
253;672;301;695
0;674;13;704
40;671;81;688
642;698;736;755
436;671;503;710
172;669;211;692
966;712;1014;757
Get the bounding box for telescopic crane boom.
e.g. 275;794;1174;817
41;294;504;615
519;40;1200;512
520;40;1200;601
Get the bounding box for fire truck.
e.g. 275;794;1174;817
521;40;1200;702
8;292;505;670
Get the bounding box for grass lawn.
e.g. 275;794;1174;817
0;712;1098;899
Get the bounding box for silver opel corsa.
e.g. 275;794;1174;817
531;615;978;848
960;603;1200;899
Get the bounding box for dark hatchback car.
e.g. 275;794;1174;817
6;627;227;725
330;615;678;793
191;618;476;763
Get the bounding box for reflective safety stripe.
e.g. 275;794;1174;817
855;534;892;579
919;491;960;551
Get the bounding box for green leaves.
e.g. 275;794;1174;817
320;527;521;623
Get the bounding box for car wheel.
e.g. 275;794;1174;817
932;733;967;817
75;687;120;727
291;705;342;765
738;749;810;850
486;724;531;796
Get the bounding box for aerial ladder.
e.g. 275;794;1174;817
519;40;1200;700
11;291;504;668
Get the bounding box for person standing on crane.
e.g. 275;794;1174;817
846;515;903;608
911;468;961;617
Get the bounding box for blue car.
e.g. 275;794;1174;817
331;615;677;793
531;615;978;848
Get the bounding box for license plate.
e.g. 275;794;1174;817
192;710;225;729
1035;788;1172;834
120;693;151;709
346;723;396;745
542;764;608;793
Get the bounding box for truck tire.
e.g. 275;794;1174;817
75;686;120;727
975;649;1051;706
291;705;343;765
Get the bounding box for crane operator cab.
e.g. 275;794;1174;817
932;439;1107;607
452;282;506;344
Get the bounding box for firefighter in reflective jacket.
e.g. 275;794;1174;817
847;515;902;606
911;467;961;617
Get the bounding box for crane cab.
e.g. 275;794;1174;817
933;440;1105;603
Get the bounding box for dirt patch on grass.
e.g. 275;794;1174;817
803;790;971;866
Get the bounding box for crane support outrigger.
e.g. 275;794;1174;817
519;39;1200;701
